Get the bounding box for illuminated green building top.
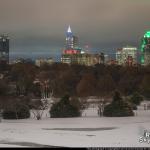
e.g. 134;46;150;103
144;31;150;38
141;31;150;51
140;31;150;64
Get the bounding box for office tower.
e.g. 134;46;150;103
65;26;80;50
35;58;54;67
66;25;74;49
141;31;150;65
116;46;137;66
0;35;9;64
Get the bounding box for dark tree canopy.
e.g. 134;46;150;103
0;62;149;100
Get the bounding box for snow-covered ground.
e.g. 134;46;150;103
0;104;150;147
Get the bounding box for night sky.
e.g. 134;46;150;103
0;0;150;61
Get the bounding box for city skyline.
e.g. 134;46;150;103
0;0;150;61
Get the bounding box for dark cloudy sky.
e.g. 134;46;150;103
0;0;150;61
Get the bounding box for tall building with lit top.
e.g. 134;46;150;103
0;35;9;64
62;26;82;63
65;26;80;50
141;31;150;65
61;26;104;66
66;25;74;49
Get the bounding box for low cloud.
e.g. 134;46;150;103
0;0;149;57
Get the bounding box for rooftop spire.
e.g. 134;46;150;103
67;25;72;33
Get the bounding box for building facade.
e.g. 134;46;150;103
72;36;79;49
0;35;9;64
116;46;137;66
61;53;104;66
141;31;150;65
35;58;54;67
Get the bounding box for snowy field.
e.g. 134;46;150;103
0;103;150;148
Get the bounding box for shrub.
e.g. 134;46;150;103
130;92;143;106
131;104;137;110
103;91;134;117
3;104;30;119
70;96;82;110
50;95;81;118
126;97;137;110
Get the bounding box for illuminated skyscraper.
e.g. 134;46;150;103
0;35;9;64
65;25;79;50
141;31;150;65
66;25;74;49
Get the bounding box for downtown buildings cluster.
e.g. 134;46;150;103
0;26;150;66
61;26;150;67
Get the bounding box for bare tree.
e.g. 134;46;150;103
79;97;89;111
30;90;53;120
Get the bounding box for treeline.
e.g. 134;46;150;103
0;62;150;99
0;62;149;119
